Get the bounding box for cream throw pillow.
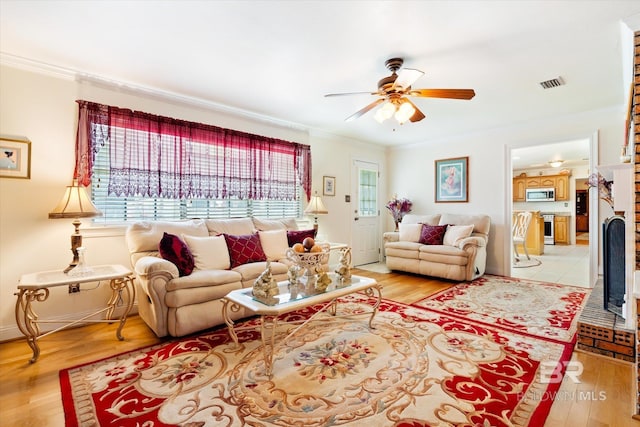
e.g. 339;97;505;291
258;229;289;261
398;223;423;242
443;224;474;246
182;234;231;270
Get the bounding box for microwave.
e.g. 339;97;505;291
525;188;555;202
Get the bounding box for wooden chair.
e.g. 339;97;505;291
513;211;532;261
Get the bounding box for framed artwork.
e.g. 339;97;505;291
323;176;335;196
0;137;31;179
435;156;468;203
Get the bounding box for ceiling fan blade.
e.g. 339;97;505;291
392;68;424;91
409;89;476;100
325;91;378;97
404;99;426;122
345;98;385;122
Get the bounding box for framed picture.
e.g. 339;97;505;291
435;156;468;203
0;137;31;179
323;176;335;196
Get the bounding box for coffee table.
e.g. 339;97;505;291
221;274;381;377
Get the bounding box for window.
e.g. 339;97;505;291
75;101;311;224
358;167;378;217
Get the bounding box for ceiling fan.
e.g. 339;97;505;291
325;58;475;124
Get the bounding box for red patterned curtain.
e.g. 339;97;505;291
74;100;312;201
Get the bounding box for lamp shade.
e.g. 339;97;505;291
304;194;328;215
48;180;102;219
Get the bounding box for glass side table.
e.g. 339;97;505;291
14;264;136;363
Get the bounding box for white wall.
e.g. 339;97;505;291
387;107;625;277
0;63;626;341
0;65;387;340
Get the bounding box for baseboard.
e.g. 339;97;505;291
0;303;139;343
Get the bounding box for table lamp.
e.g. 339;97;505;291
48;179;102;273
304;192;328;232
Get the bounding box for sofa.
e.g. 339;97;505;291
125;217;321;337
383;213;490;281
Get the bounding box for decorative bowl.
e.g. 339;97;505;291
286;243;330;275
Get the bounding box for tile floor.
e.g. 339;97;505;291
511;243;590;288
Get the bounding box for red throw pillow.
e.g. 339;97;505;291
158;232;195;276
419;224;448;245
223;233;267;268
286;229;317;246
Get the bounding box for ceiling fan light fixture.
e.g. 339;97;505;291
548;160;564;168
375;101;397;123
395;101;415;124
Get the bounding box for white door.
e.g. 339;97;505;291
351;160;380;266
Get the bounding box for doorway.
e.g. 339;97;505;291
575;179;589;245
351;159;380;266
508;135;598;288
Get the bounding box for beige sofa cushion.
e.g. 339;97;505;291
166;280;243;308
166;269;242;291
182;234;231;270
443;224;474;246
438;213;490;237
419;245;468;265
126;219;210;265
399;223;423;242
258;229;289;261
253;217;299;231
233;261;289;283
205;218;256;236
401;214;441;225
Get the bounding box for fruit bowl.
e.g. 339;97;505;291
286;242;330;276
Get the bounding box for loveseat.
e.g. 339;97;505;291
125;217;320;337
383;213;490;281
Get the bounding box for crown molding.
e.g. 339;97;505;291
0;52;309;133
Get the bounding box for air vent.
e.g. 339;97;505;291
539;77;565;89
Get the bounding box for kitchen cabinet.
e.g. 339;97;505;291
554;216;569;244
513;177;526;202
525;177;541;188
512;173;570;201
555;175;569;201
540;176;556;188
513;211;544;255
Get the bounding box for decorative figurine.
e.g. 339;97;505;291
287;264;302;298
334;247;352;284
288;264;301;286
315;267;332;292
253;261;280;305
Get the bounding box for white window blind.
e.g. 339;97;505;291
90;129;303;225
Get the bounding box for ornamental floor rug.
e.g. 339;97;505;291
60;291;580;427
412;275;590;343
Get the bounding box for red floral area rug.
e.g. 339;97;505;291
412;275;590;343
60;292;578;427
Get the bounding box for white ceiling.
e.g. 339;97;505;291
1;0;639;156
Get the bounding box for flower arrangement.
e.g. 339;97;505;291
587;172;613;208
386;195;412;228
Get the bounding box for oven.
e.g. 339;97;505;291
543;214;555;245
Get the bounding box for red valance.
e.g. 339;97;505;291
74;100;312;201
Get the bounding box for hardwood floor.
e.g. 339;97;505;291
0;269;637;427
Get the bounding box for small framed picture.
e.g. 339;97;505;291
323;176;336;196
0;137;31;179
435;156;468;203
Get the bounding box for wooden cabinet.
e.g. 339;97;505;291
540;176;556;188
554;216;569;244
512;173;570;201
525;177;541;188
513;211;544;255
513;177;526;202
